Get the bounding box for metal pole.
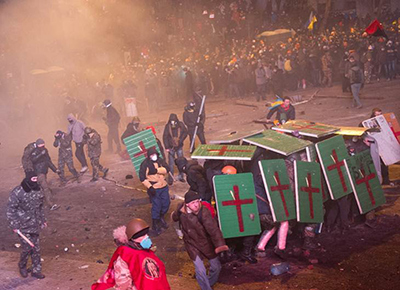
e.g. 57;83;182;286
189;95;206;153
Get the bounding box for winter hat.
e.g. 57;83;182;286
35;138;45;146
185;190;201;204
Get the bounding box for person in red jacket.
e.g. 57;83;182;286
92;218;170;290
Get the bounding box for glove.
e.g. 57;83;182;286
218;250;233;264
147;186;156;196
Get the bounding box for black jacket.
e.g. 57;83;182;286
266;104;296;124
106;106;120;127
30;147;57;175
185;160;212;202
121;122;140;144
163;113;188;149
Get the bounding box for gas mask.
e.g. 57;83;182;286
150;154;158;162
68;119;74;124
170;120;177;128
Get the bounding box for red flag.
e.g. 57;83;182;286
365;19;388;38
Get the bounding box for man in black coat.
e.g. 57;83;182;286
103;99;121;153
175;157;212;203
163;113;188;182
183;102;206;153
266;97;295;125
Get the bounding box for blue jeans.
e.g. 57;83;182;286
151;186;171;219
168;147;183;177
387;60;396;79
193;256;221;290
350;83;362;107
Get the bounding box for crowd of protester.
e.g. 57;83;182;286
1;0;400;125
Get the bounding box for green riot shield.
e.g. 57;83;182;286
213;173;261;238
316;135;351;200
345;150;386;214
124;129;161;175
259;159;296;222
294;161;323;223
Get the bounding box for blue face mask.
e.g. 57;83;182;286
140;236;152;249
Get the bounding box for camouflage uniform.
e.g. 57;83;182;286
6;184;46;274
53;133;79;181
84;129;106;179
21;142;37;174
30;147;58;207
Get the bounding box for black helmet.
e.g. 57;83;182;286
84;127;93;134
103;99;112;108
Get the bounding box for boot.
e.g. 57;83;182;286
102;168;109;179
148;219;162;237
31;272;45;279
274;247;288;260
239;246;257;264
160;216;169;229
19;268;28;278
302;237;317;250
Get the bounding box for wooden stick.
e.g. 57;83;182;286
17;230;35;248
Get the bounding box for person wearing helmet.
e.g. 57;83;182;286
92;218;170;290
102;99;121;154
53;130;80;184
83;127;108;182
172;190;229;290
221;165;237;175
163;113;188;183
21;140;40;175
183;101;206;153
30;139;60;210
139;147;170;236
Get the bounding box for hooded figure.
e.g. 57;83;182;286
103;99;121;153
66;113;88;171
163;113;188;182
139;147;170;236
7;172;47;279
121;117;141;144
175;157;212;202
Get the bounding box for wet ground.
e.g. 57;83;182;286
1;79;400;290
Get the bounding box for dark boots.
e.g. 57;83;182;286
149;219;163;237
239;246;257;264
160;216;169;229
19;268;28;278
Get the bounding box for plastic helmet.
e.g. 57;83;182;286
132;116;141;124
125;218;150;240
84;127;93;134
146;126;156;135
222;165;237;175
